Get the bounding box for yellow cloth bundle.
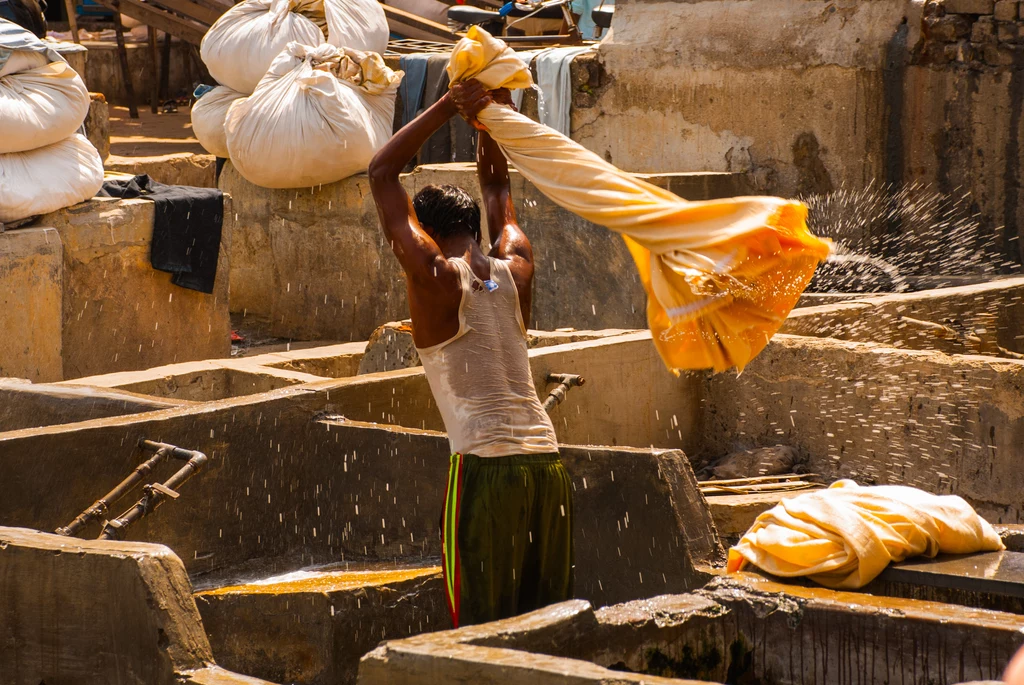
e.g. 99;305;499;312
446;27;833;372
727;480;1005;589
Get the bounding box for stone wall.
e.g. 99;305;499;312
105;153;218;188
36;197;232;379
901;0;1024;266
197;571;447;685
0;527;214;685
0;334;710;585
82;39;195;105
782;277;1024;353
578;0;912;190
0;227;63;382
359;574;1024;685
221;162;750;342
700;334;1024;523
0;380;180;432
579;0;1024;266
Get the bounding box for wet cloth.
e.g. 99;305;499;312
96;175;224;293
446;27;832;372
727;480;1005;590
417;256;558;457
419;52;456;164
509;49;539;111
442;452;573;627
398;52;429;126
535;45;593;136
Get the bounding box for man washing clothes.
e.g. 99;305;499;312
367;79;573;628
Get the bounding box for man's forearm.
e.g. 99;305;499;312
369;94;457;181
477;129;509;191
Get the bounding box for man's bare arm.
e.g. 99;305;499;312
367;95;458;283
452;80;535;323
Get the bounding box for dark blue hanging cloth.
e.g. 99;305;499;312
96;174;224;294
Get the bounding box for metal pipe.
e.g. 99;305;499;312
542;373;586;413
99;450;208;541
55;446;171;537
140;439;205;462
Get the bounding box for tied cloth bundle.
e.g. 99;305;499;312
446;27;833;373
728;480;1005;589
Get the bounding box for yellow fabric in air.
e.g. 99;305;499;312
727;480;1005;590
446;27;833;372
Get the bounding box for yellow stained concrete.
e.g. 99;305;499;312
0;228;63;383
35;197;233;380
197;566;440;597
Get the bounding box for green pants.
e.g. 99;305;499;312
442;452;574;627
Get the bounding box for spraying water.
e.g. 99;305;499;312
803;182;1018;293
823;247;909;293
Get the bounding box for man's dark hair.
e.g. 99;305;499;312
413;184;481;241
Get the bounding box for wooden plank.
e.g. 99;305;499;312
191;0;233;12
148;26;159;113
699;474;819;487
63;0;81;43
148;0;223;27
700;482;821;496
112;7;138;118
382;4;459;42
98;0;207;44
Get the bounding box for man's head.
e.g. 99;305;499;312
413;184;481;243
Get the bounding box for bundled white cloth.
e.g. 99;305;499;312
323;0;388;57
0;56;90;154
225;42;400;188
200;0;388;95
191;85;246;158
0;48;48;77
0;133;104;223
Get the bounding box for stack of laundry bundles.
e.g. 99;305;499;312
192;0;399;188
0;21;103;224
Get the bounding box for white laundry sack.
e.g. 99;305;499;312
0;59;90;154
225;42;400;189
325;0;389;57
0;48;49;77
191;86;246;158
200;0;324;94
0;133;103;224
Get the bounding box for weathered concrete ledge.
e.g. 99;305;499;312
0;526;216;685
62;342;366;402
83;39;192;105
782;277;1024;354
359;572;1024;685
196;567;446;685
221;162;751;342
357;322;638;374
86;92;109;160
0;334;707;580
359;599;707;685
701;334;1024;522
0;379;184;432
105;153;218;188
0;197;233;381
0;227;63;381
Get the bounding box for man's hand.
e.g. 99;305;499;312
451;80;515;131
489;87;515;109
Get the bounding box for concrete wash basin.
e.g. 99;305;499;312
359;574;1024;685
1;283;1023;684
